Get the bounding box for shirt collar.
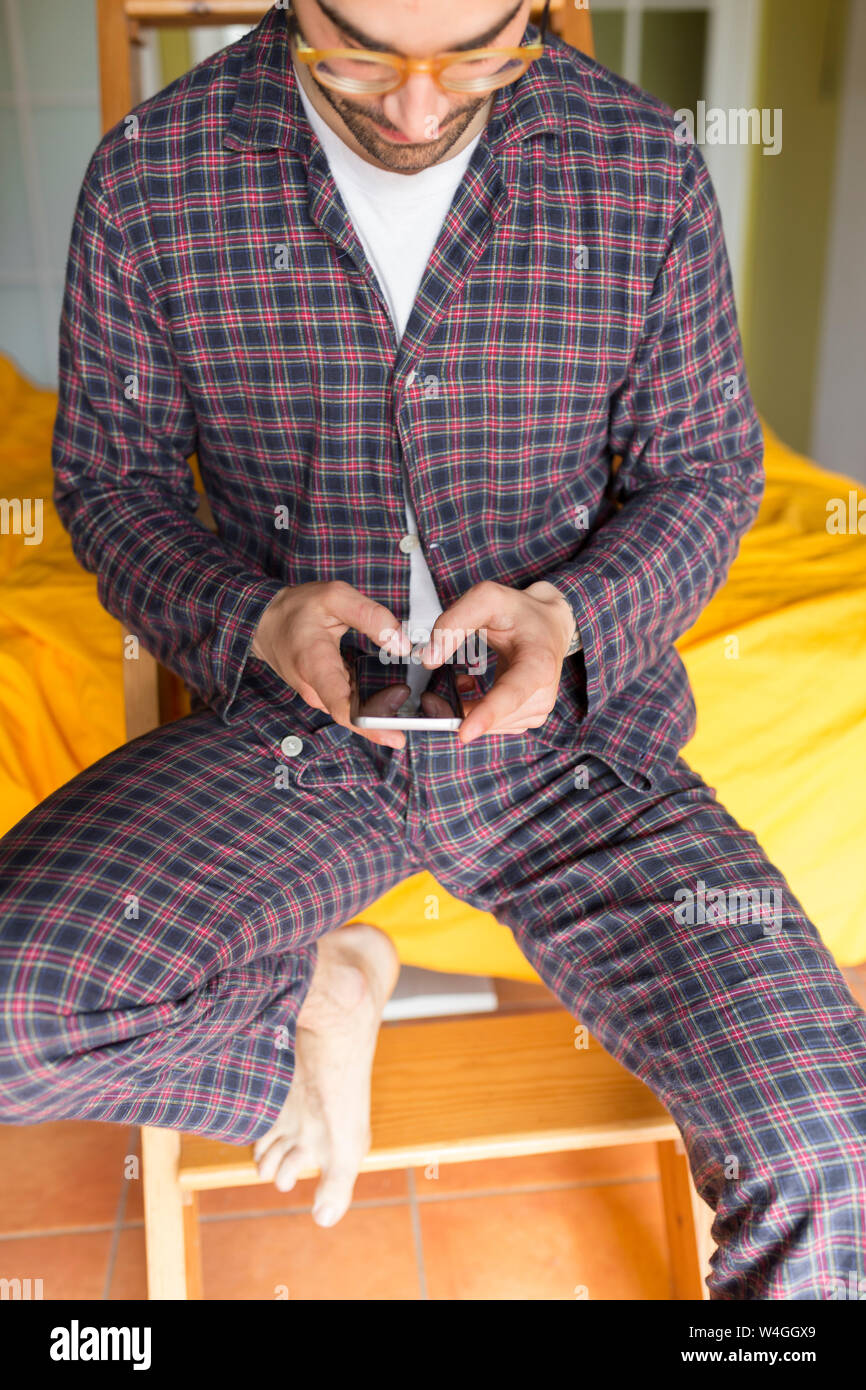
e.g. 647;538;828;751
223;5;564;155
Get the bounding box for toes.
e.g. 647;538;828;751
253;1113;292;1162
274;1146;313;1193
312;1164;361;1228
253;1131;276;1163
254;1096;303;1167
255;1134;294;1183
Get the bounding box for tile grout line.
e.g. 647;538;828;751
413;1173;662;1204
405;1168;429;1301
127;1172;660;1228
0;1173;662;1240
189;1195;411;1225
102;1128;137;1300
0;1222;120;1242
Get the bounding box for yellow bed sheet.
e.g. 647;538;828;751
1;354;864;974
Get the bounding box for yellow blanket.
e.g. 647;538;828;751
1;354;864;973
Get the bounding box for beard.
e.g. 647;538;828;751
313;82;491;173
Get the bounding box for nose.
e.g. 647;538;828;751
379;73;453;143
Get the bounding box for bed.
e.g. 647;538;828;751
2;350;864;971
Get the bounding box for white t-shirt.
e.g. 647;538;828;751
295;74;482;707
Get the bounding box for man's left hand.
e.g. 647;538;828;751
416;580;576;744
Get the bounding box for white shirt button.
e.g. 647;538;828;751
399;533;420;554
279;735;304;758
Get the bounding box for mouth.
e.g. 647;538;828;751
370;119;420;144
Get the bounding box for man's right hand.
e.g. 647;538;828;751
251;581;411;749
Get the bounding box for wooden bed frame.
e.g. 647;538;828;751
95;0;716;1301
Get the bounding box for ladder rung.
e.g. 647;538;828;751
178;1010;675;1190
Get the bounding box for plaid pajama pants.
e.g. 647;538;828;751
1;707;864;1300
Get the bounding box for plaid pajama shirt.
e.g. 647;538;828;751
1;7;864;1298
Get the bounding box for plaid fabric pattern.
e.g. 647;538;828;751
1;712;864;1299
51;6;764;787
8;4;860;1300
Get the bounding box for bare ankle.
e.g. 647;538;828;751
298;955;368;1031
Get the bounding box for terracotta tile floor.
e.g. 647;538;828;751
0;1123;669;1301
1;964;863;1302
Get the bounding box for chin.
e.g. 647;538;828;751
374;148;446;173
366;123;463;170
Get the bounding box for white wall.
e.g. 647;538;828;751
0;0;100;388
0;8;259;388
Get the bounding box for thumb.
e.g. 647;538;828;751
357;683;411;717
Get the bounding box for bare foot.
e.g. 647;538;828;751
253;923;400;1227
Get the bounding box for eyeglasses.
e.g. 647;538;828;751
288;1;550;97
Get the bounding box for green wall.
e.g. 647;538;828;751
740;0;851;453
157;29;193;85
593;1;851;457
640;9;708;116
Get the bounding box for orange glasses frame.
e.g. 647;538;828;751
288;1;551;95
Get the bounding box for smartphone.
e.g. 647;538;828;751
349;651;464;731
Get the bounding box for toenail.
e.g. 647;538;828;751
313;1204;338;1227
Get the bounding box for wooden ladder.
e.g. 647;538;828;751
142;1010;716;1299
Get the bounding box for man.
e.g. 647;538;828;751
0;0;864;1299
